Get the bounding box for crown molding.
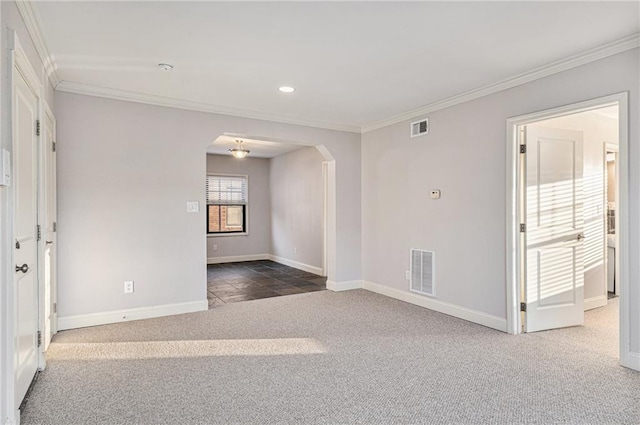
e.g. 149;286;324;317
49;24;637;135
361;32;640;133
56;81;361;134
15;0;60;88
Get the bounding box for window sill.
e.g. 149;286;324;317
207;233;249;238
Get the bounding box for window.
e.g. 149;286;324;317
207;175;248;234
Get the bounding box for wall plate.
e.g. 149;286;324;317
1;148;11;186
186;201;199;213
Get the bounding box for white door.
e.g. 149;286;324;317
524;125;585;332
41;108;57;349
13;62;40;406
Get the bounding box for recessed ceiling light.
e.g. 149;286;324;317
279;86;295;93
157;63;174;71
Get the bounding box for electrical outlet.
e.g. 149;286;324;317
405;271;410;280
430;190;441;199
124;281;134;294
213;244;218;251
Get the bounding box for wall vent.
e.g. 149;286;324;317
410;118;429;137
410;249;435;297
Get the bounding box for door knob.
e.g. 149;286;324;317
15;264;29;273
45;241;53;245
577;233;586;242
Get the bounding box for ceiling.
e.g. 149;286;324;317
207;135;306;159
35;1;639;132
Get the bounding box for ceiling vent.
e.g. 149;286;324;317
410;249;435;297
410;118;429;138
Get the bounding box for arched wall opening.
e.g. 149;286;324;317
204;133;338;301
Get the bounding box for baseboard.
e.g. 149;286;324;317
268;254;323;276
57;300;208;331
9;409;19;425
326;280;362;292
623;351;640;371
362;281;508;332
584;295;608;311
207;254;269;264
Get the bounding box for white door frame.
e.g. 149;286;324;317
505;92;631;367
603;142;619;298
37;100;57;365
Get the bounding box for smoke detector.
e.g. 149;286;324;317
157;63;174;71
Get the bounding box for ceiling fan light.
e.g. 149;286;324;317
229;148;250;159
229;140;249;158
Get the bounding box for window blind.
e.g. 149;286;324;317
206;175;248;205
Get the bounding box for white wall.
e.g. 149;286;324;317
361;49;639;353
55;92;361;320
206;154;271;260
270;147;324;270
533;110;618;303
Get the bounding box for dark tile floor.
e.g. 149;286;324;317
207;260;326;308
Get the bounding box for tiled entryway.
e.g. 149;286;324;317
207;260;326;308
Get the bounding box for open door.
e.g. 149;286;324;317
41;105;57;349
523;125;585;332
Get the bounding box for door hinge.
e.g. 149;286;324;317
53;222;57;232
35;120;41;136
520;223;526;233
37;331;42;347
519;144;527;154
52;141;56;152
37;224;41;241
520;302;527;312
15;239;21;249
53;302;57;314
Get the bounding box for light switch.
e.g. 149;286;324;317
186;201;199;213
430;190;441;199
1;149;11;186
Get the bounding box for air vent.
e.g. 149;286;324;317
410;118;429;137
410;249;435;297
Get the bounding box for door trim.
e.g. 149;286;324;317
603;142;619;298
37;99;56;367
505;92;632;369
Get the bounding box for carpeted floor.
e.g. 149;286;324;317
22;291;639;424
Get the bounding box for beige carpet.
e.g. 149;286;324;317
22;291;639;424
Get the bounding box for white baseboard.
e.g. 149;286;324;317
207;254;324;278
268;254;323;276
326;280;362;292
361;280;507;332
584;295;608;311
207;254;269;264
10;409;19;425
57;300;208;331
623;351;640;371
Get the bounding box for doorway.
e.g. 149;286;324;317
204;135;337;307
505;93;632;368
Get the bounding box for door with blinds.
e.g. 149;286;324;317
206;175;248;234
